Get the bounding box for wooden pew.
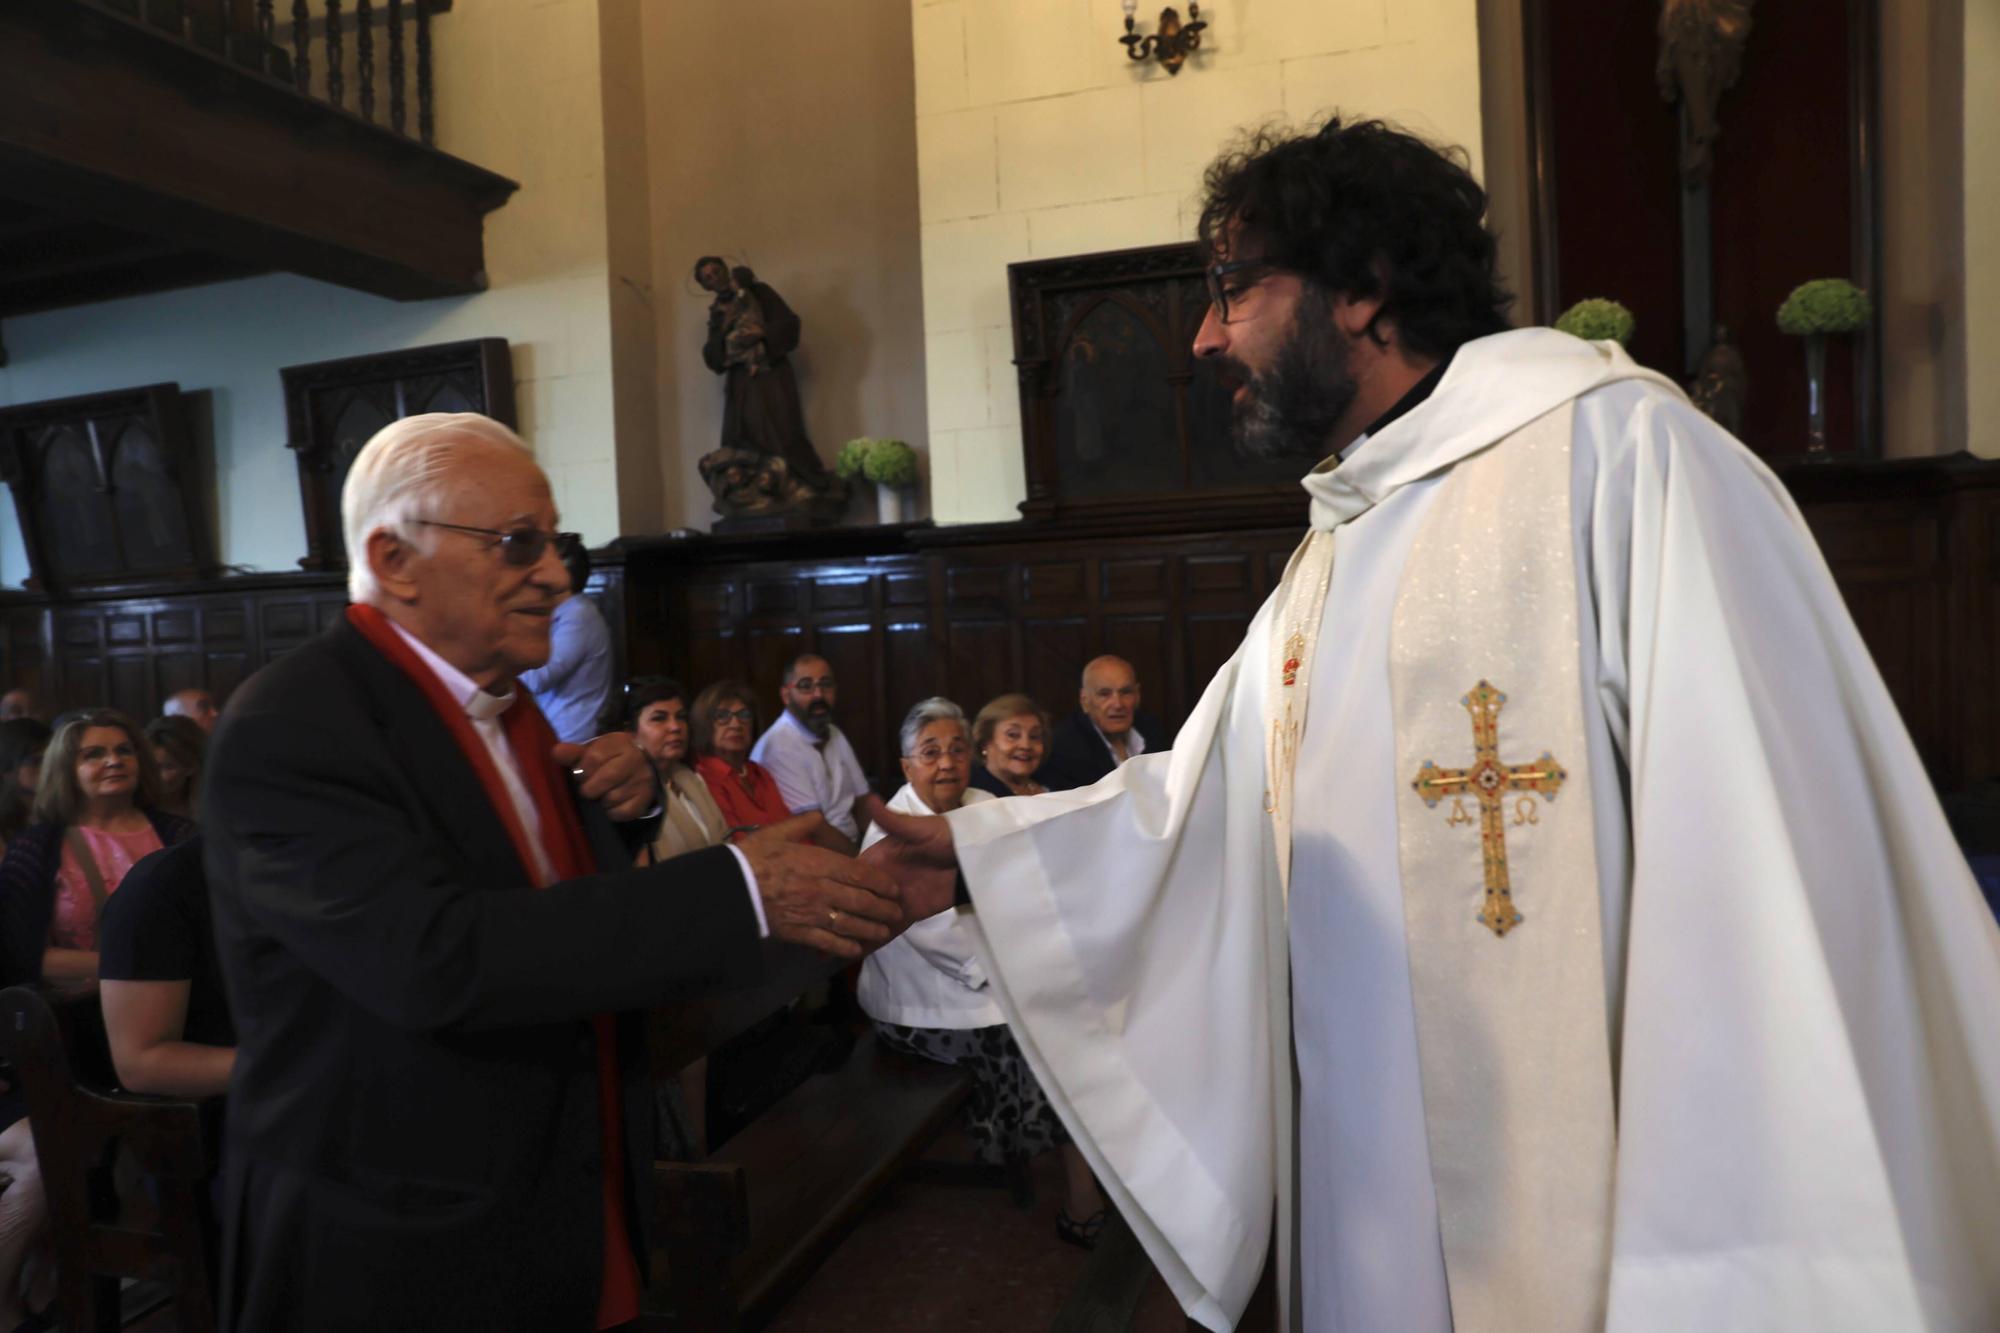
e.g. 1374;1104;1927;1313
0;984;218;1333
642;942;972;1330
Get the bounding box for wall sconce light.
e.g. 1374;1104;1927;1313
1120;1;1206;75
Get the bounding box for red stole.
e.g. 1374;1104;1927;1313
347;604;641;1329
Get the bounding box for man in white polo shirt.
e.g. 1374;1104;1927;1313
751;653;871;853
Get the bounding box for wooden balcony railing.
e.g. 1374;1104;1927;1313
89;0;451;146
2;0;513;314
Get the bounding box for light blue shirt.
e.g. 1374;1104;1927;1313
520;594;614;744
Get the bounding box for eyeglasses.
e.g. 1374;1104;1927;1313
1206;257;1278;325
905;741;972;766
711;708;756;724
416;520;577;568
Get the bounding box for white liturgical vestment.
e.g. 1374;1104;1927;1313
945;329;2000;1333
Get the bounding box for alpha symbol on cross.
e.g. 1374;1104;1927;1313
1410;680;1567;937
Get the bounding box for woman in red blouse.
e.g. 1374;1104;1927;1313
690;681;848;851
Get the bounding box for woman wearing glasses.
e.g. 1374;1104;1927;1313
689;681;847;850
625;678;731;865
857;698;1108;1248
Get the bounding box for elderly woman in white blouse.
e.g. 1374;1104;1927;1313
859;697;1108;1248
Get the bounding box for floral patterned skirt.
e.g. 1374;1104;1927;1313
874;1021;1069;1164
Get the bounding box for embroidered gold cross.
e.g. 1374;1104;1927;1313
1410;680;1567;937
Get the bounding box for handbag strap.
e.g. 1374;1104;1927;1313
62;826;113;916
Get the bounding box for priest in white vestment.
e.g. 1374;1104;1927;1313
864;117;2000;1333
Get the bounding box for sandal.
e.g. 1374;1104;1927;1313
1056;1205;1108;1250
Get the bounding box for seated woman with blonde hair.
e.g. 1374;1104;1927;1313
858;697;1107;1248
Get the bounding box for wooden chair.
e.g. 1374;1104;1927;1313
0;985;218;1333
641;943;972;1330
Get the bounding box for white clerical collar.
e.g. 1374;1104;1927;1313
385;618;517;720
1298;328;1682;534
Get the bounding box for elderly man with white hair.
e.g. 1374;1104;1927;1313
203;412;905;1333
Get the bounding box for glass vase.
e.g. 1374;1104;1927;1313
1802;333;1829;457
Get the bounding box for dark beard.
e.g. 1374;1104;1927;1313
1223;296;1358;462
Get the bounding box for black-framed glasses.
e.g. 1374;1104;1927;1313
416;520;576;568
1206;257;1278;325
710;707;756;724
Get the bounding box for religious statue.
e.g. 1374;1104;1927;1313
692;255;847;524
1656;0;1756;189
1688;323;1748;436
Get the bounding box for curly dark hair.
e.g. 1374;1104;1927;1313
1196;117;1513;361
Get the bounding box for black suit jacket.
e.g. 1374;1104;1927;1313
1035;708;1171;793
204;620;764;1332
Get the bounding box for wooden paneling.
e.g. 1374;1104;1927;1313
1800;495;1953;780
1;457;1995;804
630;527;1303;795
0;555;628;725
1021;618;1089;712
620;455;2000;798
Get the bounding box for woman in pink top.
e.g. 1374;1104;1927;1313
0;708;196;1330
0;709;196;986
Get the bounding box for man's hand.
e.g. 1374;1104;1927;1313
739;830;906;959
554;733;656;821
859;799;961;922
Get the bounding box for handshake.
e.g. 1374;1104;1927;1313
560;734;965;958
736;795;965;958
